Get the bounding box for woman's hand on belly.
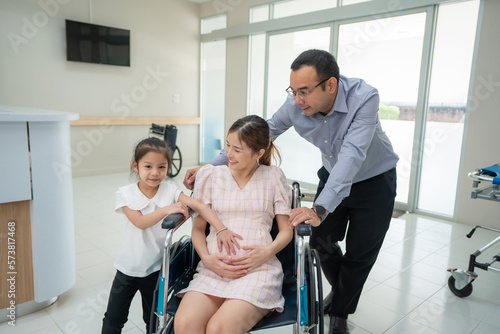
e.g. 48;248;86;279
202;253;248;279
229;244;273;273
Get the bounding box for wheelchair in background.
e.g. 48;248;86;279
149;123;182;177
149;182;324;334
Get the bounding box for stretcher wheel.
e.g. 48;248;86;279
448;276;473;297
168;146;182;177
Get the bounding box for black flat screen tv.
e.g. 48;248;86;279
65;19;130;66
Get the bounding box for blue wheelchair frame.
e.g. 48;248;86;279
149;182;324;334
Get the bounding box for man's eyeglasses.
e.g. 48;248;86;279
286;78;329;100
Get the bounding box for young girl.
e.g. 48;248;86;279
101;137;241;334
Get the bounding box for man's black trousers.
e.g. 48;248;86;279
310;167;396;318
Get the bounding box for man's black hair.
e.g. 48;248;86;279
291;49;340;82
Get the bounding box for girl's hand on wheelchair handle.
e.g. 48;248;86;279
217;229;243;255
164;202;189;219
203;253;247;279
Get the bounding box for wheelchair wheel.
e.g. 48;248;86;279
448;276;473;297
305;245;317;334
163;317;175;334
149;276;160;334
305;245;324;334
150;315;175;334
149;236;191;334
312;249;324;334
168;146;182;177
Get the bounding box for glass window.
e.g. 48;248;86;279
417;0;480;216
266;27;330;186
273;0;336;19
200;41;226;164
200;15;227;163
341;0;371;5
247;34;266;117
201;14;226;34
338;13;427;205
250;4;270;23
244;0;480;219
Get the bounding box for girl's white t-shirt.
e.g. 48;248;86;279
114;181;182;277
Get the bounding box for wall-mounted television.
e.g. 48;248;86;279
65;19;130;67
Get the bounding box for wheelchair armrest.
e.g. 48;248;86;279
296;223;311;236
161;208;194;230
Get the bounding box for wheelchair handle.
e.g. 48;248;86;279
161;208;195;230
292;181;312;237
292;181;302;208
296;223;312;236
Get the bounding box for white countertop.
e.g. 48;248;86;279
0;105;79;122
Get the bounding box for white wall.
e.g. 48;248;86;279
0;0;200;176
456;0;500;228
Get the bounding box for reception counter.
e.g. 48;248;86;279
0;106;79;320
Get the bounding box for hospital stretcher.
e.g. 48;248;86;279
447;164;500;297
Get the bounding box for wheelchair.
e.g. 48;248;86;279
149;123;182;177
149;182;324;334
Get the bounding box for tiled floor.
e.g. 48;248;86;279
2;167;500;333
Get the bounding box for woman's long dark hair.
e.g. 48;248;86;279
228;115;281;166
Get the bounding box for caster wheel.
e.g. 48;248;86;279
448;276;473;297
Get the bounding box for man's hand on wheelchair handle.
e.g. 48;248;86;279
289;207;326;228
183;166;202;190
